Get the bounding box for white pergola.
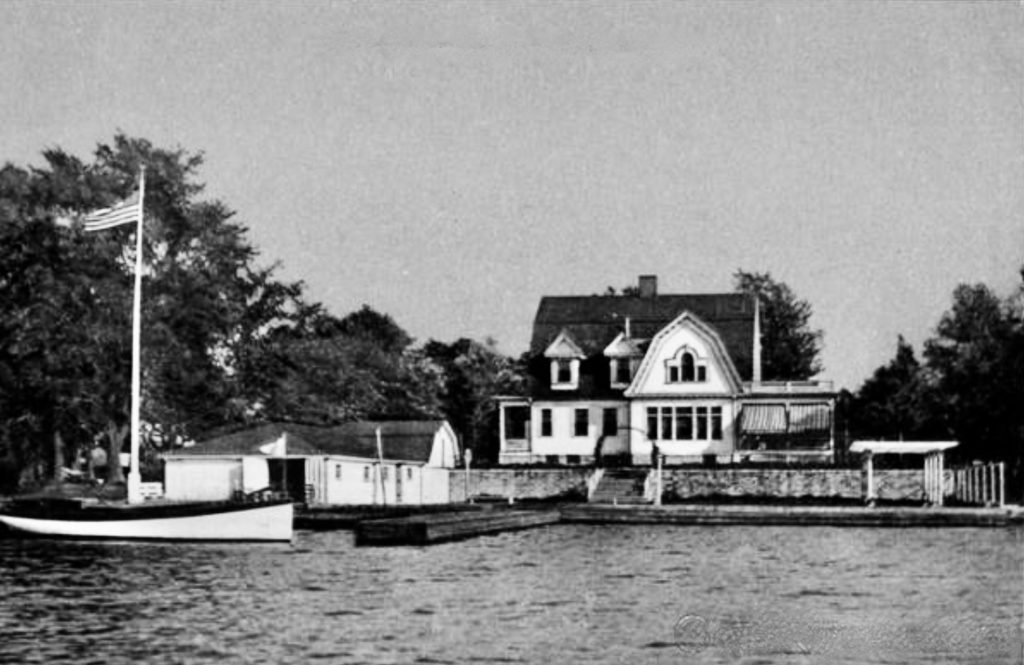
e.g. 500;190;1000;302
849;440;959;506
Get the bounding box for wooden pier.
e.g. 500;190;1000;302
355;508;560;546
561;503;1024;528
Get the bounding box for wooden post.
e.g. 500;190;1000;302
925;455;932;505
464;448;472;503
655;453;663;506
863;451;875;506
988;463;996;507
998;462;1005;507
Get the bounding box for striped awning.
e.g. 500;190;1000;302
741;405;787;434
789;404;832;433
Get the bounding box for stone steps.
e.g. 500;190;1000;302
589;469;651;504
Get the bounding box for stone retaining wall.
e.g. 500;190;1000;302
663;468;953;502
448;469;590;503
448;467;956;503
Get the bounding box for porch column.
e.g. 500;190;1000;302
862;451;875;507
936;451;944;507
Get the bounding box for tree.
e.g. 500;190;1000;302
0;135;309;488
423;337;526;463
734;270;823;380
252;307;444;424
923;283;1022;462
849;336;946;441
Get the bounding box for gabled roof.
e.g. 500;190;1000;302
330;420;450;463
530;293;756;382
626;310;744;396
603;332;645;358
172;420;451;464
544;329;586;358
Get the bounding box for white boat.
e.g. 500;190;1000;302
0;498;294;542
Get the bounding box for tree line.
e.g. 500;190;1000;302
0;135;523;490
842;276;1024;469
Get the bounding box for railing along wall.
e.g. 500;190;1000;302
952;462;1005;507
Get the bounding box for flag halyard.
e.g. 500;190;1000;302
83;191;141;232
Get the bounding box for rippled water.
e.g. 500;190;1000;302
0;524;1020;664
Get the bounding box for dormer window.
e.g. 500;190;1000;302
544;329;584;391
612;358;632;385
604;332;643;389
666;347;708;383
551;358;579;388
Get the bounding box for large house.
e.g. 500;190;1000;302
163;420;460;505
497;276;835;466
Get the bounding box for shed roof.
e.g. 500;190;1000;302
849;441;958;455
174;420;449;463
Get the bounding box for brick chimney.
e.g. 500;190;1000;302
638;275;657;298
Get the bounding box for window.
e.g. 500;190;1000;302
550;358;580;389
335;464;342;480
611;358;632;386
381;466;389;481
363;466;371;482
666;348;708;384
406;467;413;480
696;407;709;439
602;408;618;436
504;406;530;439
682;352;695;381
566;455;581;465
711;407;722;440
675;407;693;440
647;404;725;441
556;360;572;384
540;408;553;437
574;408;589;437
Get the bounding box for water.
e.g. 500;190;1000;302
0;524;1020;664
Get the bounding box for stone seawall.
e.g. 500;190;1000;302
449;469;590;503
448;467;955;504
664;468;953;502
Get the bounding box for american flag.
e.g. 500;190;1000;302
82;191;141;232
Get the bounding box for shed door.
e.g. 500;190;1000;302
268;458;307;502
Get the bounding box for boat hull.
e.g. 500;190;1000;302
0;501;294;542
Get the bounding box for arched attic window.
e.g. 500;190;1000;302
665;346;708;383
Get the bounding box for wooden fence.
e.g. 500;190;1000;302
951;462;1005;507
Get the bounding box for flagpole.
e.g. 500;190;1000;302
127;167;145;505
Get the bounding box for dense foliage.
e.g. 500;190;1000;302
0;136;524;490
847;276;1024;473
733;270;824;380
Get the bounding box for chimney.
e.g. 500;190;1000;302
638;275;657;298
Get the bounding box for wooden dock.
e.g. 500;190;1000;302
355;508;561;546
295;504;483;530
561;503;1024;528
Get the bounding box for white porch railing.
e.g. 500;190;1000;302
952;462;1005;507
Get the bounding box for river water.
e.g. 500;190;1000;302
0;524;1020;664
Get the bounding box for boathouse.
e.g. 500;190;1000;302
162;420;459;505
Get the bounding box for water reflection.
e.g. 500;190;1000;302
0;524;1020;664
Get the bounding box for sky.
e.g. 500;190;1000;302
2;1;1022;390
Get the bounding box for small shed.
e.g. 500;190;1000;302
849;440;958;506
163;420;459;505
